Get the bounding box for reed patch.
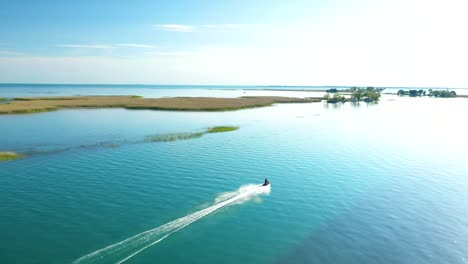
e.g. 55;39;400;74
0;152;25;162
206;126;239;133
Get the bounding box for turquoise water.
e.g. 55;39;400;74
1;88;468;263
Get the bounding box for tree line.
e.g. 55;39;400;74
397;89;456;97
325;87;382;103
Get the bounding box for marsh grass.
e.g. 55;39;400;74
9;107;59;114
145;132;204;142
0;95;321;115
0;152;25;161
206;126;239;133
14;97;76;101
5;125;239;161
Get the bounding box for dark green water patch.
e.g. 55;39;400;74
21;141;129;156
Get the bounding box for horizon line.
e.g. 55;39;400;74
0;82;466;90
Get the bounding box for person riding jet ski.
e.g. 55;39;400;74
263;178;270;186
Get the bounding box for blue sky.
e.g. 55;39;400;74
1;0;336;55
1;0;467;86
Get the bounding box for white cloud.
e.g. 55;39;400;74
117;44;159;49
152;24;249;32
152;24;194;32
57;44;113;49
57;44;159;49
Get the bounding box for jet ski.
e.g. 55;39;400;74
262;178;270;186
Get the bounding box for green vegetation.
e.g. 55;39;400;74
145;132;204;142
2;126;239;160
14;97;76;101
144;126;239;142
326;88;338;93
124;105;269;112
335;86;384;94
9;107;59;114
131;95;143;98
144;125;239;143
324;87;382;103
324;93;346;103
350;87;381;102
0;152;25;162
428;89;457;97
206;126;239;133
397;89;456;98
397;89;426;97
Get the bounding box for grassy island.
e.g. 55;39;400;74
145;126;240;143
0;152;24;162
206;126;239;133
0;95;320;114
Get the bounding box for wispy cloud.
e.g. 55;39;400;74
57;44;159;50
152;24;250;33
153;24;194;32
57;44;113;49
116;44;159;49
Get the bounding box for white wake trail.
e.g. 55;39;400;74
73;184;270;264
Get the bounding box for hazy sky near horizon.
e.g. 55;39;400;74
1;0;467;87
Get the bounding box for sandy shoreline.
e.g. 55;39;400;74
0;95;322;114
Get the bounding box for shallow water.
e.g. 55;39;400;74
0;84;328;98
1;89;468;263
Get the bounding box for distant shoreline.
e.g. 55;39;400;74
247;88;327;92
1;83;467;90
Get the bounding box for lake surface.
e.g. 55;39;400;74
1;86;468;263
0;84;331;98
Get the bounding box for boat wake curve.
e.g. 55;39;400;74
73;184;270;264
